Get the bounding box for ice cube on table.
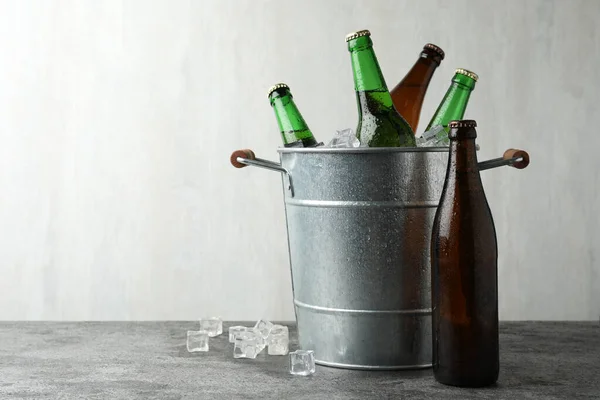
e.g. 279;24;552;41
326;128;360;148
228;326;247;343
254;319;274;339
233;331;262;359
247;328;266;353
199;317;222;337
187;330;209;352
268;325;289;355
289;350;316;376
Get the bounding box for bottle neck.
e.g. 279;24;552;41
419;47;444;66
416;53;439;72
413;48;444;73
448;138;480;176
349;36;390;93
399;54;439;88
270;92;312;144
348;36;395;118
425;78;475;132
389;50;441;133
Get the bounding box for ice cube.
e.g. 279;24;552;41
326;128;360;148
187;330;209;352
417;136;481;150
422;125;446;140
285;140;305;148
228;326;247;343
417;125;448;147
267;325;289;355
233;331;262;359
289;350;316;376
416;136;440;147
199;317;222;337
254;319;274;339
417;125;481;150
248;327;266;353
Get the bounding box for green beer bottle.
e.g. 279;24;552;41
268;83;319;148
346;30;416;148
422;68;478;145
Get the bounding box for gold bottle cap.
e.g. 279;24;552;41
449;120;477;128
345;30;371;42
267;83;289;97
455;68;479;82
424;43;445;59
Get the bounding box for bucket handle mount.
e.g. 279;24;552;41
230;149;295;197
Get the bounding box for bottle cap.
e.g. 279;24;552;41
449;120;477;128
345;30;371;42
448;120;478;139
424;43;445;59
455;68;479;82
267;83;289;98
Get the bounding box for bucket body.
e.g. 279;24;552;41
277;147;448;370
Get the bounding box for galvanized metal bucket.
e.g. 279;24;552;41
230;146;528;370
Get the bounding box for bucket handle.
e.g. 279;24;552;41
478;148;530;171
230;149;295;197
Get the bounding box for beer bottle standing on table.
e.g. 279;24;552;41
430;120;499;388
421;68;478;146
390;43;445;133
268;83;320;148
346;30;416;147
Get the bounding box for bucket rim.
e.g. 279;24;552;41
277;146;449;154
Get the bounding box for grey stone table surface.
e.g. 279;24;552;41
0;322;598;400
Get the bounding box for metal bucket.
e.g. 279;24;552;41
230;146;528;370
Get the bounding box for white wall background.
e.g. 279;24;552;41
0;0;598;321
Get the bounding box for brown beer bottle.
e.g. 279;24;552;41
390;43;445;133
430;119;499;387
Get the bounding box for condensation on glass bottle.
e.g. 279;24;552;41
419;68;478;147
345;30;415;148
431;119;499;388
